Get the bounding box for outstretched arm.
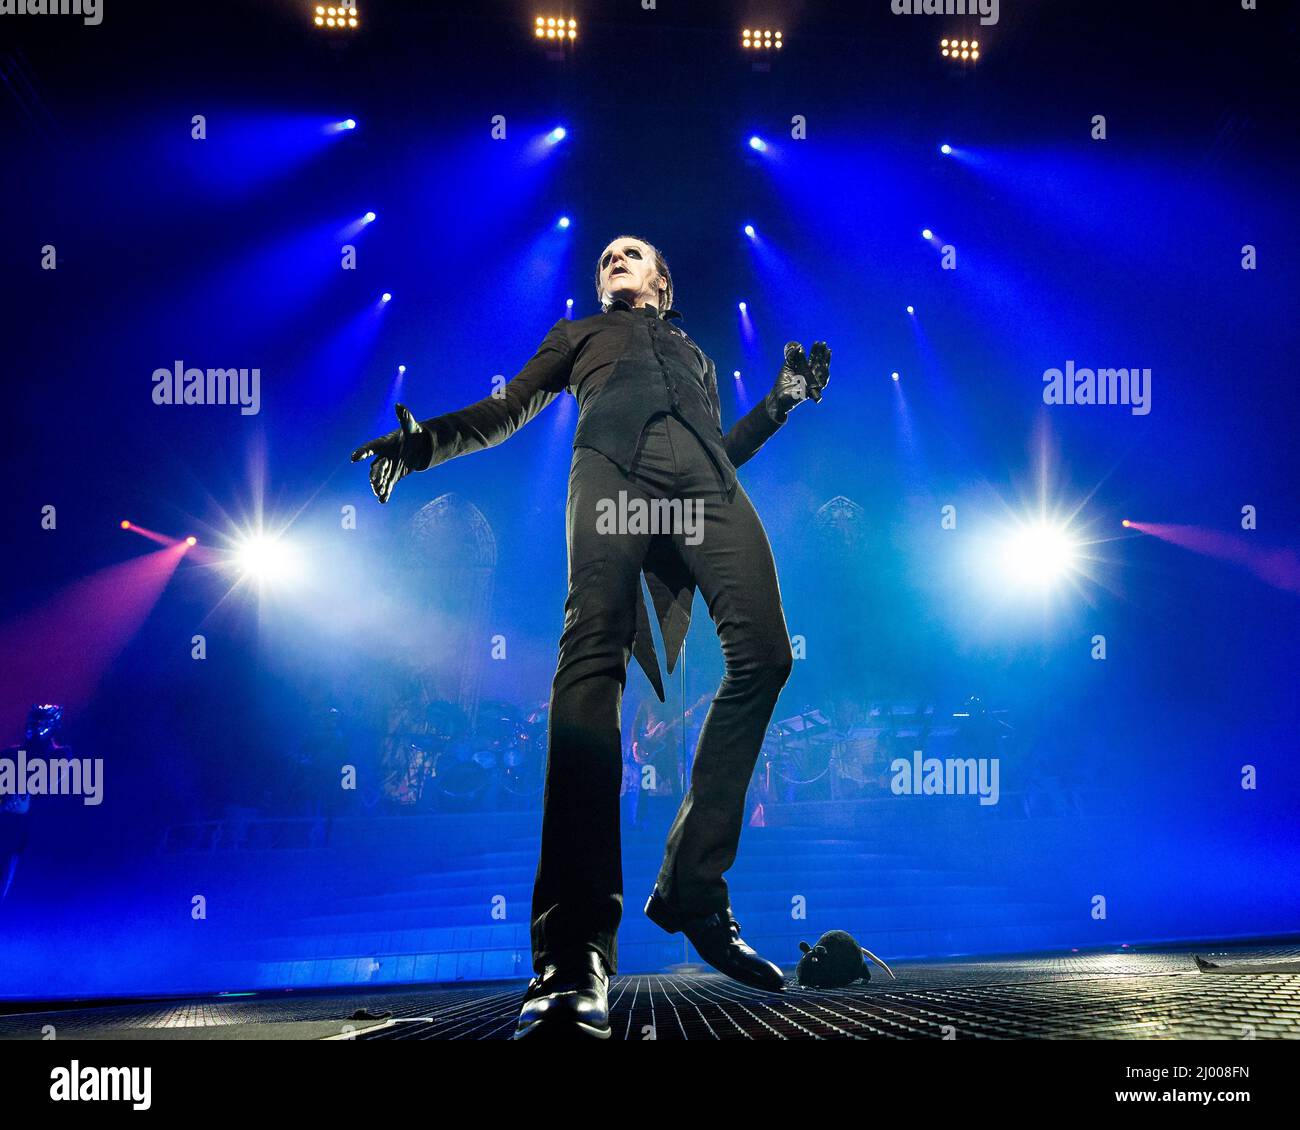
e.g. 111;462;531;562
419;317;574;467
708;340;831;470
350;318;574;502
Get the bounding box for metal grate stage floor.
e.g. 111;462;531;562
3;943;1298;1041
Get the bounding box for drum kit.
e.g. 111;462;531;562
758;696;1013;803
377;692;1011;810
381;698;548;811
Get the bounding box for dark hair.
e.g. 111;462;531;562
595;236;673;316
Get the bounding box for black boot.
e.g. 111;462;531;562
512;947;613;1040
644;889;785;992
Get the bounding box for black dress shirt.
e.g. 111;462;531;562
415;299;788;699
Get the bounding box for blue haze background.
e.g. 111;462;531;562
0;0;1296;997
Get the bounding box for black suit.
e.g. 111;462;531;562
416;299;794;974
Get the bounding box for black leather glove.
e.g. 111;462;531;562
349;403;434;504
766;341;831;422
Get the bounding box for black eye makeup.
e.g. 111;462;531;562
601;246;644;269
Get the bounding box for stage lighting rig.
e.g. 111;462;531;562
741;28;783;50
940;37;979;62
313;4;359;30
534;16;577;42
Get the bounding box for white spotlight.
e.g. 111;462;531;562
235;535;301;583
999;522;1079;587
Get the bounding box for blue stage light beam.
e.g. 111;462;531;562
523;124;572;164
731;364;753;414
280;294;394;421
891;363;920;473
381;361;409;426
153;112;363;199
153;216;351;358
737;300;754;345
733;303;758;403
938;142;980;166
339;210;379;240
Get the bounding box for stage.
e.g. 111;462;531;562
2;3;1297;1109
4;942;1297;1041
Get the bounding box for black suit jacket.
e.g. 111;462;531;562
417;299;787;700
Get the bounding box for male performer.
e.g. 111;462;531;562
350;235;830;1039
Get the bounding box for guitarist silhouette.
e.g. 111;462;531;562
624;693;711;826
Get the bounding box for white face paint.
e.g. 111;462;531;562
598;236;665;310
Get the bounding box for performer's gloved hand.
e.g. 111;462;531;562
349;403;434;504
765;341;831;422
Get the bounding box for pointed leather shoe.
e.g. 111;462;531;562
512;947;612;1040
644;889;785;992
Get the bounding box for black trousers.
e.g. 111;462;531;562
530;412;794;975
